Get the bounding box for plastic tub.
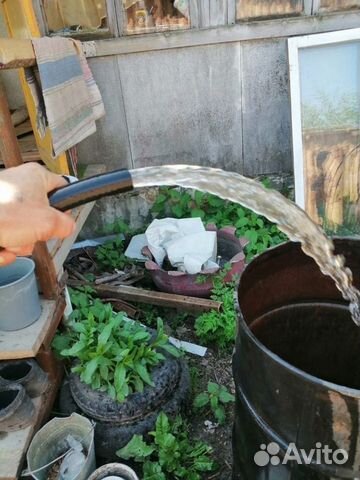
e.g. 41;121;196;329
0;257;41;331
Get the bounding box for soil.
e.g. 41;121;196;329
173;322;234;480
47;459;61;480
64;248;236;480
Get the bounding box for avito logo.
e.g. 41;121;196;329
254;442;348;467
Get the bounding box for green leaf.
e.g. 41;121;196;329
61;341;86;357
52;334;71;354
207;382;220;395
219;389;235;404
208;195;223;207
98;322;114;346
214;406;226;424
170;189;181;200
191;208;205;219
236;207;246;218
117;435;155;462
155;412;170;437
114;364;126;391
133;330;150;342
135;363;154;387
155;193;167;204
210;395;219;410
71;322;87;334
171;204;184;218
143;462;166;480
82;357;99;384
236;217;249;228
194;190;204;206
244;229;258;244
159;343;181;358
193;392;209;409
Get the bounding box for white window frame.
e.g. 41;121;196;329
288;27;360;209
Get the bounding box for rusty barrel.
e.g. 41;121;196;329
233;239;360;479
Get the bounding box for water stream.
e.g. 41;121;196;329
131;165;360;325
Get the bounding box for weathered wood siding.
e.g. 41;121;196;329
77;37;292;176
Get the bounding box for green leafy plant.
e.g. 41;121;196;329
151;187;287;260
194;267;237;349
117;412;215;479
95;236;133;271
103;218;130;235
53;294;180;402
193;382;235;425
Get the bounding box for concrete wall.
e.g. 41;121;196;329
77;37;292;176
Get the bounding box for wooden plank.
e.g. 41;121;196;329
83;10;360;57
0;396;42;480
47;202;95;276
40;295;66;350
0;82;23;167
33;242;59;299
95;284;222;312
15;119;32;137
0;297;65;360
11;107;28;127
0;38;35;69
21;151;41;162
0;373;62;480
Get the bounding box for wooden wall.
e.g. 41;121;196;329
77;37;292;176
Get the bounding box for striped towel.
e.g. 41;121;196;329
27;37;105;157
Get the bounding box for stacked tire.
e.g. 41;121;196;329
59;357;190;460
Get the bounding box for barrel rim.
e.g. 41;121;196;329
235;239;360;398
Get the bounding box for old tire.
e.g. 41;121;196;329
59;359;190;459
69;357;181;422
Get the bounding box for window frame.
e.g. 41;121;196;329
35;0;121;38
33;0;360;41
288;27;360;209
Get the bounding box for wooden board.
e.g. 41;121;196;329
47;202;95;276
15;119;32;138
0;297;65;360
0;374;62;480
95;284;222;312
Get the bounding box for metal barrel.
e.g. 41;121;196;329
233;239;360;479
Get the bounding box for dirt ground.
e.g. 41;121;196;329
64;250;236;479
172;320;235;480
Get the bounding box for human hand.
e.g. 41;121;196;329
0;163;76;265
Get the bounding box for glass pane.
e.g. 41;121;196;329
123;0;190;35
320;0;360;12
299;41;360;234
237;0;303;20
42;0;109;36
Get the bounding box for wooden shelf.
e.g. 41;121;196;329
0;373;62;480
0;296;65;360
47;202;95;276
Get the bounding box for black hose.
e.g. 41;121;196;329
48;169;134;212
